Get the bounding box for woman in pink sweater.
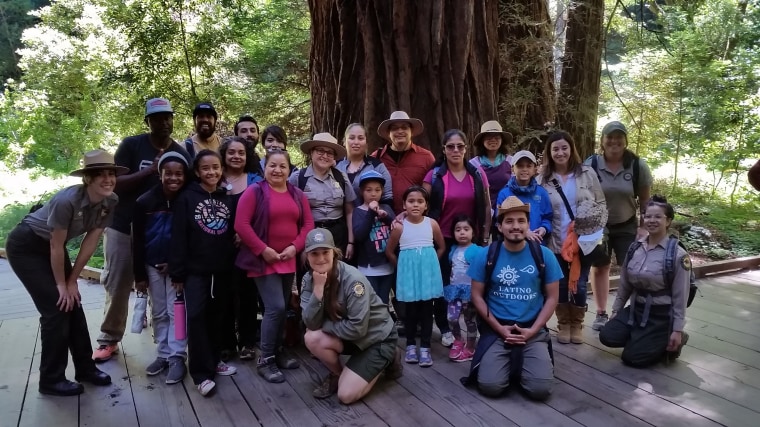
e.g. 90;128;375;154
235;149;314;383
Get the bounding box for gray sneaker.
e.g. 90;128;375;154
592;312;609;331
257;356;285;383
146;357;168;376
165;358;186;385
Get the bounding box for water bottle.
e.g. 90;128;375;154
174;292;187;340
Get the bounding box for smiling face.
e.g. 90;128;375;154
195;153;222;190
264;152;290;187
444;134;467;166
310;146;336;170
483;134;502;154
224;140;247;173
160;161;186;194
86;169;117;199
264;134;285;150
513;158;537;185
194;113;216;139
345;125;367;157
388;122;412;151
497;211;529;244
307;248;335;274
643;204;671;235
550;139;572;170
602;131;627;161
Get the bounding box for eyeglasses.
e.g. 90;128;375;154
313;148;336;158
445;144;466;152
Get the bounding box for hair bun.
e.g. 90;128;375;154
650;194;668;204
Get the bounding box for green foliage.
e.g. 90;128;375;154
0;202;33;247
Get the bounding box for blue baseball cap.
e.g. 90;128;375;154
358;170;386;186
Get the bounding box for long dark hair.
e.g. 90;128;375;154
219;136;263;176
304;248;345;321
433;129;468;168
541;130;582;182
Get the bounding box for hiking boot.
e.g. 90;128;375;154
145;357;169;376
448;340;464;361
665;332;690;364
569;305;586;344
592;312;609;331
404;345;418;364
555;303;571;344
419;347;433;367
216;361;237;376
239;346;256;361
197;379;215;396
275;350;300;369
165;358;186;385
385;347;403;380
312;373;339;399
257;356;285;383
92;343;119;362
441;332;455;347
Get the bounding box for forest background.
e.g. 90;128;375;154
0;0;758;266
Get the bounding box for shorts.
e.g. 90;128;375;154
342;330;398;382
592;216;637;267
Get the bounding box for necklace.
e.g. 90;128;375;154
347;159;364;173
224;173;245;191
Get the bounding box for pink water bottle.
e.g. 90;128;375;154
174;292;187;340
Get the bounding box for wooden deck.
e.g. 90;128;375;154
1;258;759;427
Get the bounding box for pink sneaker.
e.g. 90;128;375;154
454;346;474;363
448;340;464;361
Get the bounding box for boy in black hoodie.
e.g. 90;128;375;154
133;152;190;385
169;149;237;396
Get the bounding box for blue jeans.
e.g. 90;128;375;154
554;253;590;306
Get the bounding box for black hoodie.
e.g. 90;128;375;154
169;181;235;282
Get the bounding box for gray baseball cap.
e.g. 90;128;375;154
602;121;627;136
145;98;173;117
304;228;338;253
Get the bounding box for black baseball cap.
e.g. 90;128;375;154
193;102;217;120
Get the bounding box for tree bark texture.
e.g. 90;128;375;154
497;0;556;143
309;0;500;154
556;0;604;159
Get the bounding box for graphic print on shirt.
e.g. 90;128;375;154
370;218;391;253
194;198;230;235
494;264;538;301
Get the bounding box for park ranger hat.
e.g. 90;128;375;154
473;120;513;148
300;132;347;159
70;149;129;177
377;111;424;140
304;228;338;253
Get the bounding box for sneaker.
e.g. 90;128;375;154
216;361;237;376
419;348;433;367
404;345;418;364
312;373;339;399
665;332;690;364
441;332;455;347
385;347;404;380
145;357;168;376
275;350;300;369
448;340;464;361
454;346;474;363
257;356;285;383
239;346;256;361
92;343;119;363
197;379;216;396
592;312;609;331
165;358;186;385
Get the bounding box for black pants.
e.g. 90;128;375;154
185;272;229;384
233;266;260;349
599;304;671;367
5;223;97;385
405;300;434;348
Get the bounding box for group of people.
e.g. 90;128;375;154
5;99;694;404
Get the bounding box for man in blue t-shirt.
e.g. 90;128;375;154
466;196;563;401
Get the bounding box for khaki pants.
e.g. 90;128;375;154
97;228;134;345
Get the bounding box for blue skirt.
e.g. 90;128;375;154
443;283;472;303
396;247;443;302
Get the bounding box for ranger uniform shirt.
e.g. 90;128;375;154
288;165;357;221
584;155;653;225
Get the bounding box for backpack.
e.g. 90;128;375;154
296;166;348;196
624;236;698;307
184;138;196;159
484;238;546;293
590;152;640;198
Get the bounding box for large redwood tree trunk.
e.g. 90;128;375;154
309;0;501;154
556;0;605;159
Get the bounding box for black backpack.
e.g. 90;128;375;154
590;151;640;198
623;236;699;307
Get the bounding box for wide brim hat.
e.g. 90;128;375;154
69;149;129;177
574;199;609;236
497;196;530;217
473;120;513;148
304;228;338;253
377;111;424;140
300;132;347;159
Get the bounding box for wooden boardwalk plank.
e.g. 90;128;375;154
360;375;452;427
0;317;40;427
183;374;259;427
120;329;200;427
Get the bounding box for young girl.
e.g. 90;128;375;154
133;152;189;385
386;186;445;367
445;215;481;362
169;149;237;397
352;170;395;305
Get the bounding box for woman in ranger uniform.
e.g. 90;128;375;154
300;228;402;404
599;195;691;367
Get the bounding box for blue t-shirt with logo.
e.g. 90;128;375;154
468;243;563;323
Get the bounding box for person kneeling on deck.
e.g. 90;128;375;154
599;195;692;367
301;228;403;404
462;197;563;401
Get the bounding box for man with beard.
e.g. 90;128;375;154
185;102;222;157
463;197;562;401
93;98;192;362
234;115;260;150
